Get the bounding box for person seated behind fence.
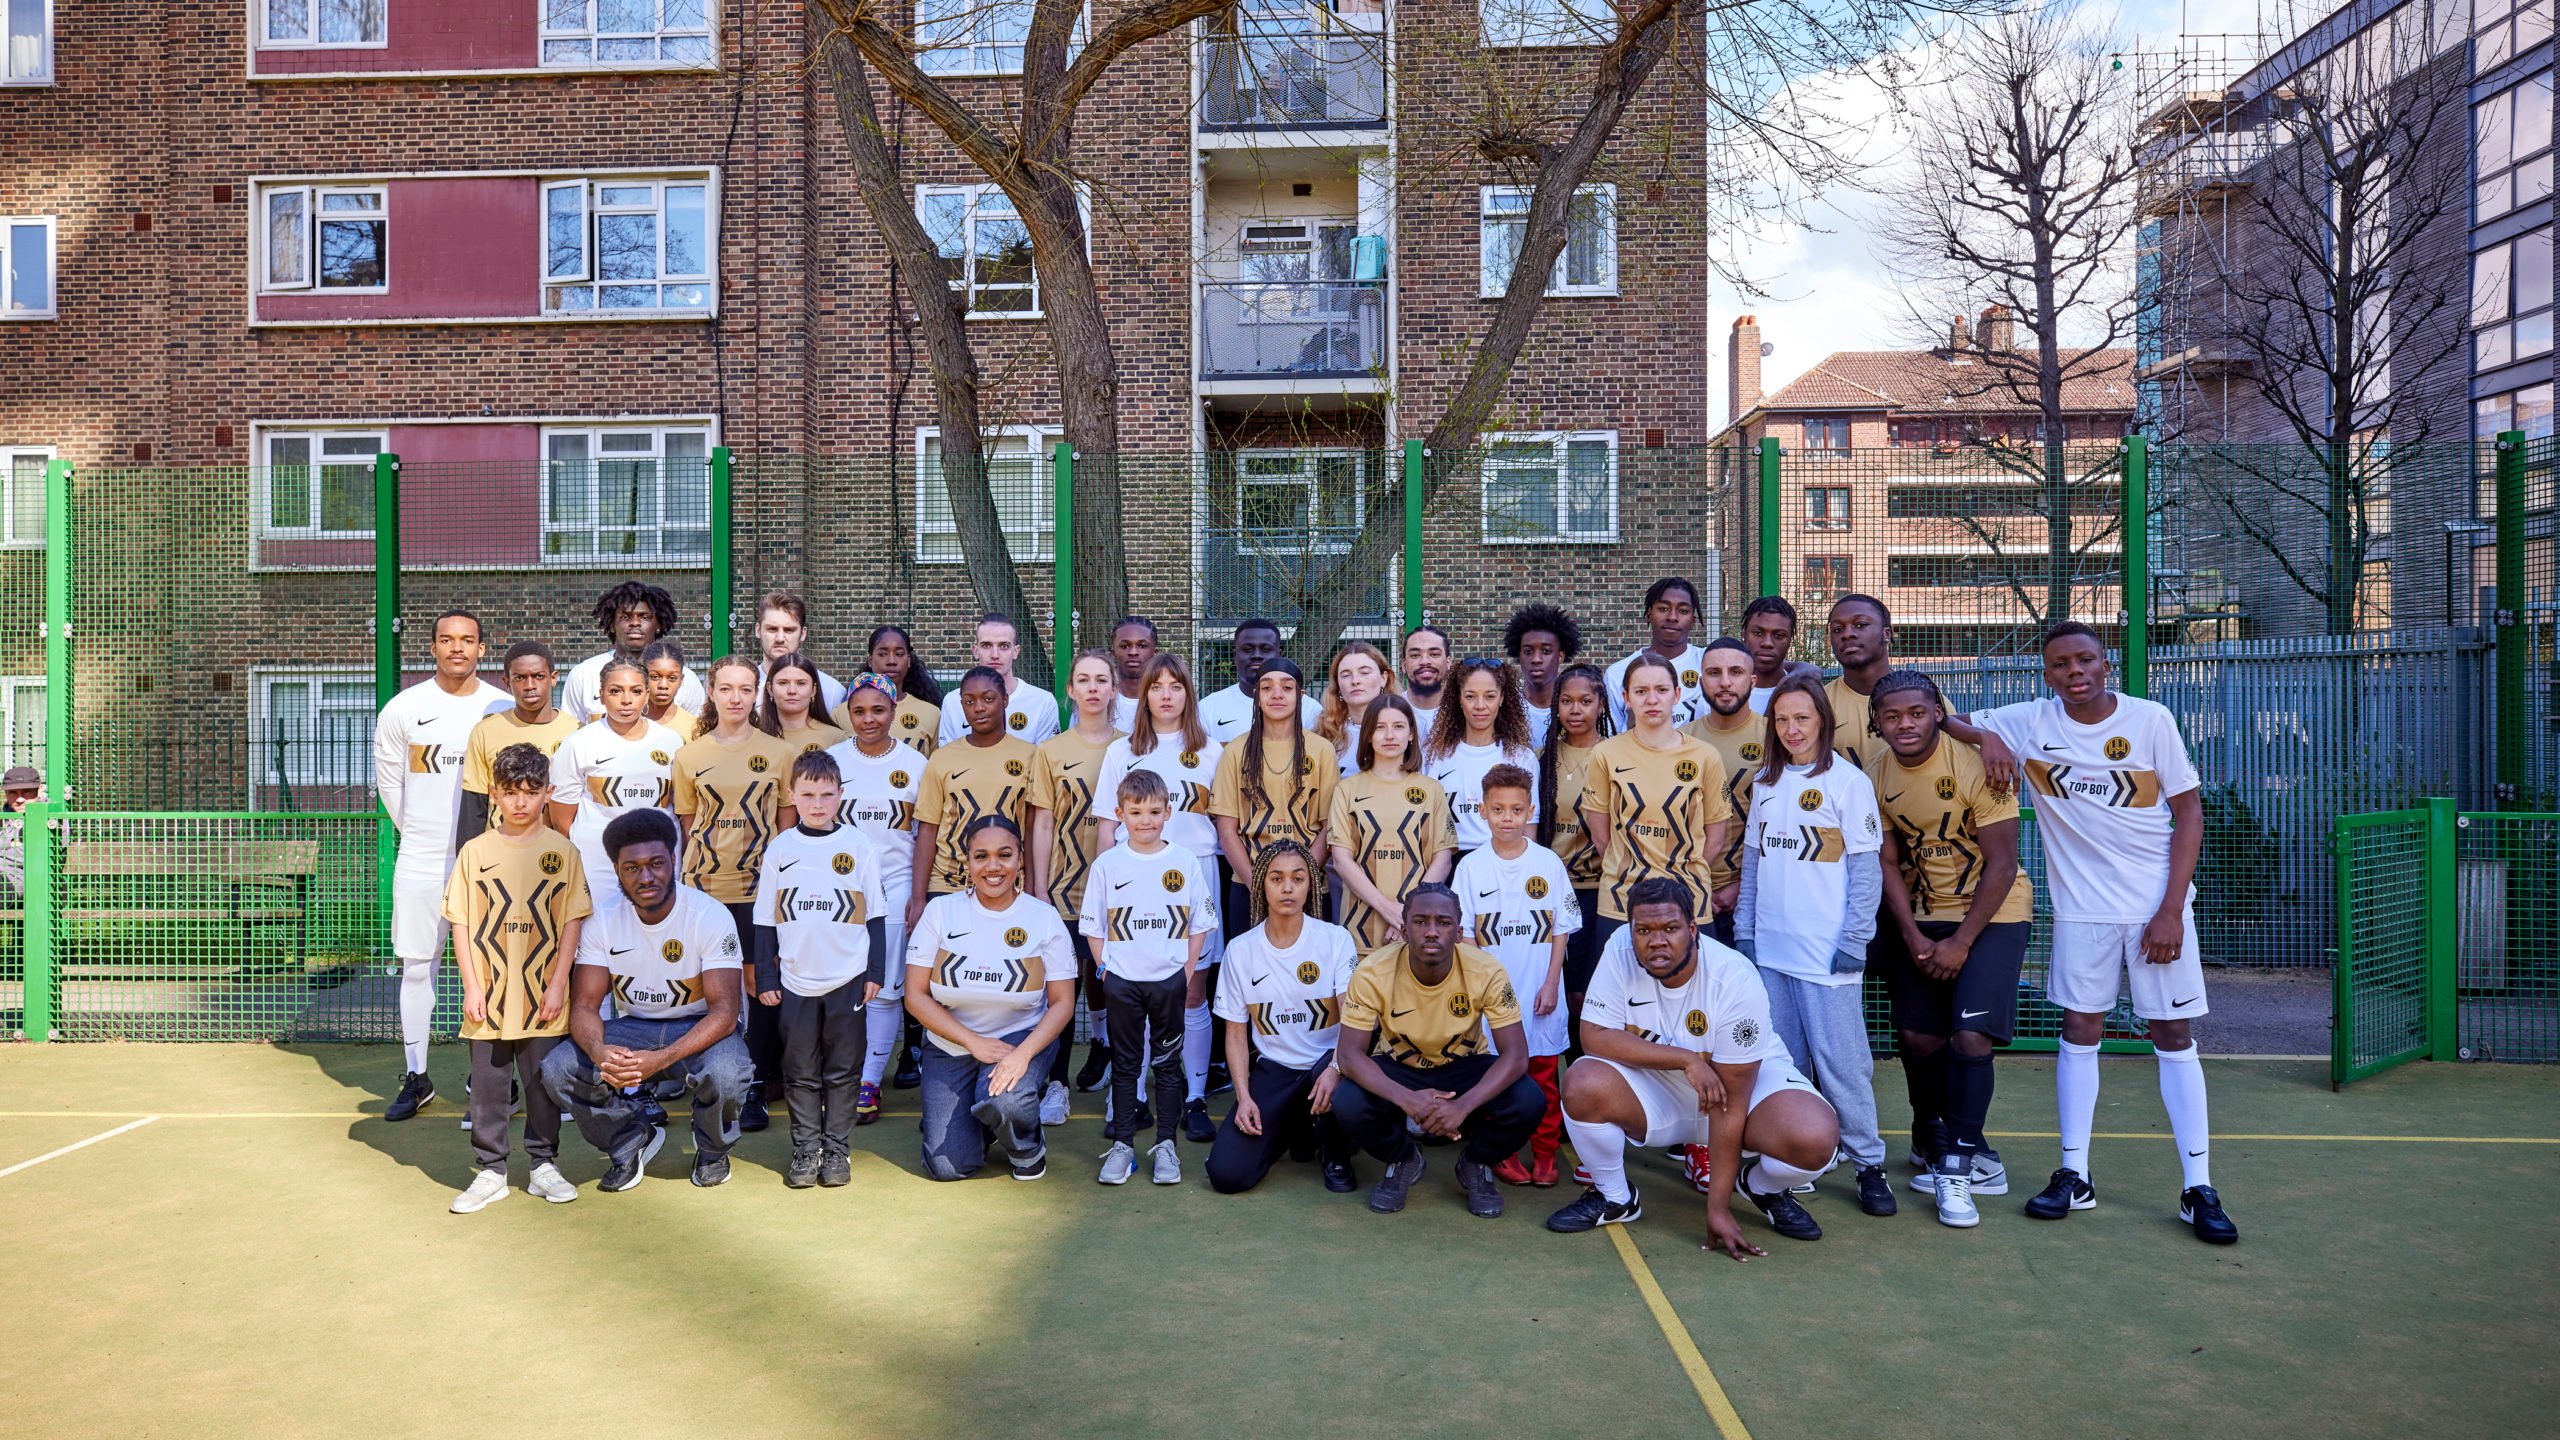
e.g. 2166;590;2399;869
0;766;42;904
904;814;1079;1182
539;808;755;1194
443;743;594;1215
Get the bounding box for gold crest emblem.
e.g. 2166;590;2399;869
1526;876;1549;899
2104;736;2131;761
889;770;910;789
1681;669;1700;687
1162;868;1185;893
1005;758;1026;777
900;714;919;729
748;754;769;773
1404;786;1426;805
832;852;856;875
1296;960;1320;985
1797;789;1823;812
1004;926;1029;948
1181;751;1201;769
538;852;563;876
1009;713;1027;730
650;750;670;765
1685;1009;1709;1037
1449;993;1473;1019
660;939;683;963
1674;759;1699;783
1742;742;1763;763
1935;776;1958;801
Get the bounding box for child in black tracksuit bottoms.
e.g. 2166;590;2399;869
756;750;890;1190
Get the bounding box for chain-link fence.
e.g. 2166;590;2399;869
2455;811;2559;1064
2332;808;2434;1084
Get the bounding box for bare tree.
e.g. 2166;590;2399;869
1878;6;2140;629
2198;2;2468;634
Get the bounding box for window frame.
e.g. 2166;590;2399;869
1478;184;1618;299
260;0;388;48
2476;70;2555;222
0;673;42;772
1479;0;1613;48
1477;429;1619;545
1;445;52;548
912;425;1061;564
2;215;56;319
538;424;715;567
256;429;386;540
5;0;52;84
539;0;718;69
2473;227;2555;370
915;182;1086;319
249;665;379;802
539;175;717;315
914;0;1086;75
1802;553;1853;599
1803;484;1852;530
2477;0;2555;73
1231;447;1369;556
257;184;389;294
1803;416;1852;452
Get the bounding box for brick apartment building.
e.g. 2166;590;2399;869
0;0;1712;806
1712;310;2136;657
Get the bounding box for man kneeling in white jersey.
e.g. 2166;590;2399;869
1546;877;1840;1257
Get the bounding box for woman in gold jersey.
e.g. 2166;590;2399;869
1537;662;1614;1018
671;655;797;1130
1580;653;1733;954
1328;693;1454;952
1031;652;1121;1097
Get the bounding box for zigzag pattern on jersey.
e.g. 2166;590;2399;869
772;886;870;925
935;779;1026;879
1247;1000;1284;1037
610;972;704;1012
407;743;449;774
589;774;671;808
1888;811;1981;909
1794;825;1846;863
1375;1023;1488;1068
1623;1022;1670;1046
464;876;570;1028
1720;773;1752;874
2026;759;2161;808
1047;773;1100;903
932;949;1039;992
683;779;775;887
1170;778;1212;816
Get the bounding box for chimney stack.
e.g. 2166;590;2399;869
1976;303;2016;352
1728;314;1763;425
1948;313;1969;351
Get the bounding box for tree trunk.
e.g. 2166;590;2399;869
1025;174;1133;658
813;24;1053;680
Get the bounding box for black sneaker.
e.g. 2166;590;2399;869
1133;1100;1154;1133
1011;1153;1049;1182
1075;1044;1111;1092
1321;1157;1358;1193
1456;1159;1504;1219
784;1147;821;1189
2180;1185;2239;1244
602;1125;668;1193
1743;1163;1823;1241
1857;1164;1898;1217
1546;1185;1641;1233
1182;1099;1215;1143
1206;1060;1234;1097
2024;1167;2097;1220
691;1154;731;1188
819;1149;853;1188
636;1094;670;1132
385;1071;435;1123
892;1048;922;1090
1369;1145;1426;1214
739;1095;771;1133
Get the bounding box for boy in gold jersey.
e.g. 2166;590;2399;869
1332;885;1547;1219
459;641;579;844
443;743;593;1214
909;667;1039;925
1866;670;2031;1229
1681;638;1766;947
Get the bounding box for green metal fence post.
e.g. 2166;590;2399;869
2422;796;2459;1062
1402;439;1424;634
2121;436;2150;700
374;453;401;955
1756;435;1782;599
709;446;734;660
2493;431;2526;806
2328;816;2353;1087
25;457;71;1041
1054;443;1075;709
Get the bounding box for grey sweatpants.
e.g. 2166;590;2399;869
1758;967;1884;1169
468;1034;564;1171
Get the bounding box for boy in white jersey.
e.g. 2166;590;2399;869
1208;839;1360;1195
757;751;890;1190
826;673;925;1125
539;809;755;1193
372;609;511;1122
1546;880;1839;1254
1085;768;1212;1186
1453;763;1580;1189
1948;621;2236;1243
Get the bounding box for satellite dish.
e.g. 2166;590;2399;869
1759;342;1774;357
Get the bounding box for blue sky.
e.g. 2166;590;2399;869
1705;0;2284;425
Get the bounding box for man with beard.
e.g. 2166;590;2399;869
1399;624;1453;739
1681;638;1764;946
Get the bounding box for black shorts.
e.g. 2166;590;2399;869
1881;919;2030;1043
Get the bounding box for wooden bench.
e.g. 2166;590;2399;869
0;840;322;972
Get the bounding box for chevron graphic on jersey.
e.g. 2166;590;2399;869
1172;779;1211;816
469;876;511;963
1310;995;1342;1028
1472;916;1498;946
1048;772;1100;903
2026;760;2066;798
1624;1023;1670;1046
408;743;446;774
2028;759;2160;808
932;947;963;987
1525;910;1555;944
686;786;736;884
773;885;797;921
1796;825;1845;863
826;888;866;923
1248;1000;1281;1037
1106;906;1136;942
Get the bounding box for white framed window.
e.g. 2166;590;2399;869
1480;0;1612;47
541;0;715;67
915;427;1059;563
263;0;385;46
251;667;375;800
2;446;50;547
258;186;387;292
916;0;1082;74
6;0;51;83
541;425;713;564
2;217;54;318
918;184;1041;317
1479;431;1617;544
542;177;714;313
1479;185;1615;298
0;674;42;772
258;431;383;539
1234;449;1366;554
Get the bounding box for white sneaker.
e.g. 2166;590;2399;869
1040;1080;1070;1127
527;1162;578;1204
1149;1138;1182;1185
1934;1169;1980;1228
1910;1149;2010;1197
449;1168;510;1214
1098;1141;1137;1185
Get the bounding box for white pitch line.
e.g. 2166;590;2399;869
0;1116;159;1178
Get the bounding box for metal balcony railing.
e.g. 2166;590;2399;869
1200;29;1387;129
1199;279;1386;380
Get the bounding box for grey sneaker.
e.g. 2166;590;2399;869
690;1153;731;1188
818;1148;852;1188
449;1168;510;1214
784;1146;821;1189
1149;1138;1182;1185
1369;1145;1426;1214
1911;1147;2010;1196
526;1162;577;1204
601;1125;668;1193
1040;1080;1070;1127
1934;1160;1980;1229
1456;1159;1504;1219
1098;1140;1137;1186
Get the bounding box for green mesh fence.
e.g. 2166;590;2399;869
2331;809;2432;1084
2454;812;2560;1064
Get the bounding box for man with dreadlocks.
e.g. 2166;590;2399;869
1207;839;1361;1195
1864;669;2030;1228
563;581;704;724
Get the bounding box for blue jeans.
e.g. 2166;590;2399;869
918;1026;1057;1180
541;1016;756;1167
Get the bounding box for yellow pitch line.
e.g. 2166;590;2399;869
0;1116;159;1178
1985;1130;2560;1145
1606;1226;1753;1440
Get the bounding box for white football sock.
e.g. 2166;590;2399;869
399;955;437;1075
2155;1044;2212;1189
860;994;902;1086
1750;1153;1825;1194
2057;1040;2100;1181
1562;1114;1631;1203
1183;1004;1212;1103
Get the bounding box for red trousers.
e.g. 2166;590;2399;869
1525;1055;1562;1163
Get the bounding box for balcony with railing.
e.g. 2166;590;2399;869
1200;28;1388;130
1199;279;1387;382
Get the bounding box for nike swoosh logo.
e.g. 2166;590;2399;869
946;931;969;939
1390;1008;1414;1018
1251;974;1269;985
949;769;969;781
1626;998;1652;1006
1613;766;1637;775
2040;743;2067;752
608;946;632;955
2173;995;2200;1007
1959;1008;1987;1019
1477;888;1500;899
2187;1149;2207;1157
477;863;497;873
1883;793;1904;804
1113;880;1130;890
780;859;799;870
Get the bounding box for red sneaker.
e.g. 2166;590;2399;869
1682;1145;1713;1194
1493;1155;1535;1186
1531;1154;1560;1188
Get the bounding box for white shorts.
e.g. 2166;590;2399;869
1586;1053;1825;1150
390;871;451;961
2048;912;2210;1021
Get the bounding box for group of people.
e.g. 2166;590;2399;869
373;575;2239;1254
